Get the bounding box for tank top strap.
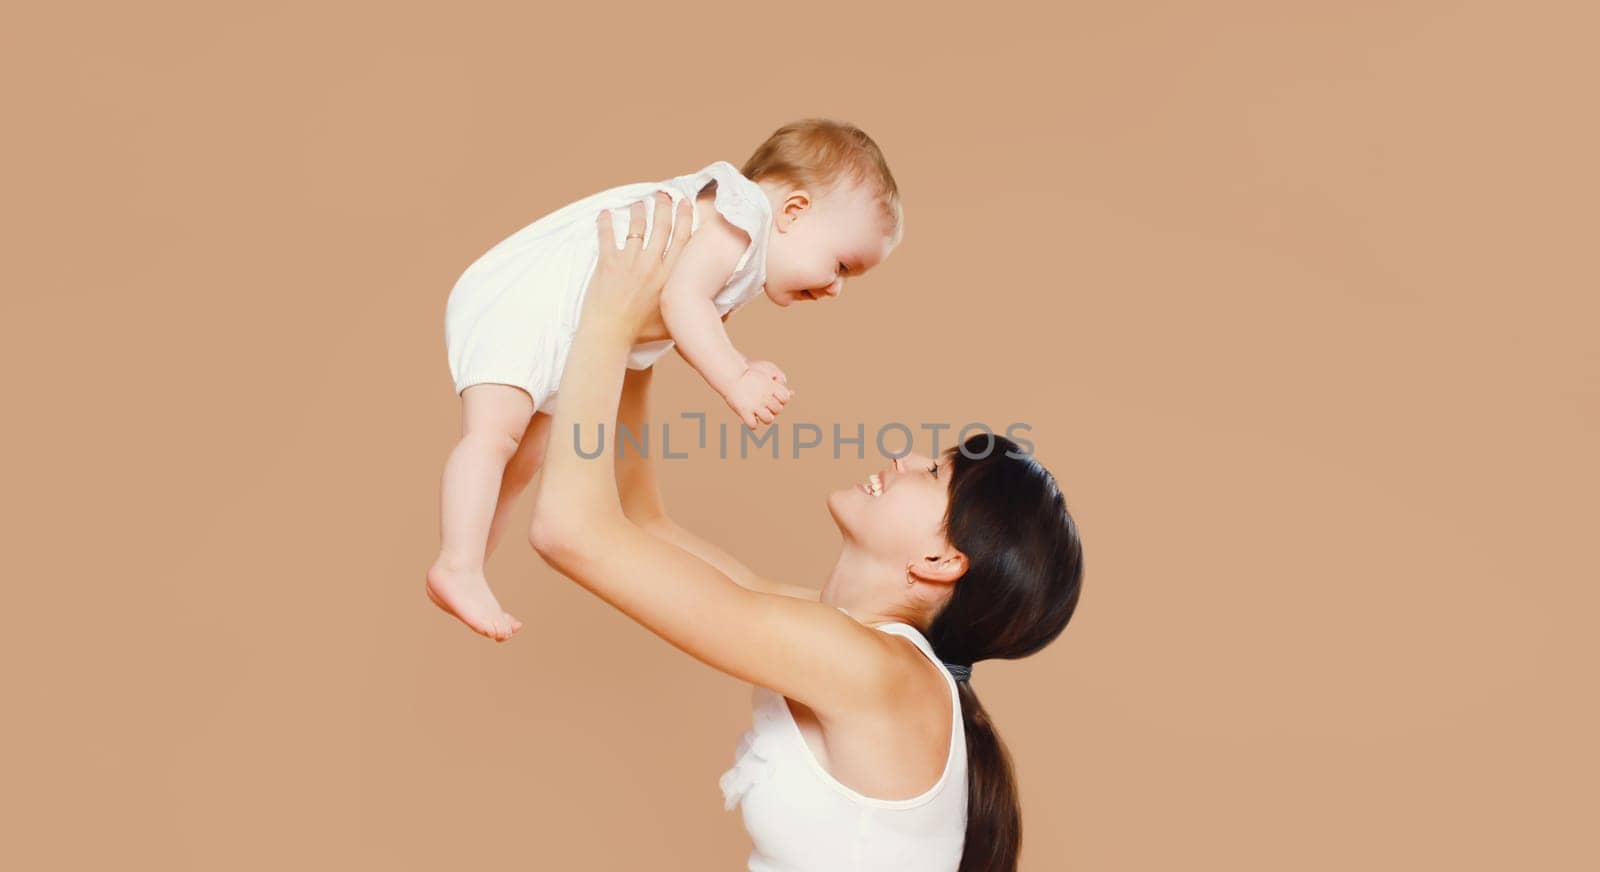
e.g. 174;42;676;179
837;609;947;673
866;621;967;782
870;621;943;666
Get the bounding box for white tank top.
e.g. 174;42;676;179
718;617;969;871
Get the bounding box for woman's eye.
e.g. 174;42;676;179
929;463;939;478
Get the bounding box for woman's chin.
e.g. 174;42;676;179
828;484;884;542
825;487;859;530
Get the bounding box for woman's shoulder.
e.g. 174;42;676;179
840;614;958;703
829;617;962;782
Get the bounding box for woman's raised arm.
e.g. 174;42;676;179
530;193;890;715
615;366;820;602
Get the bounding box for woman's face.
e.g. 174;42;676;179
827;452;953;560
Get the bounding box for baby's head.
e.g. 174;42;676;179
742;119;902;307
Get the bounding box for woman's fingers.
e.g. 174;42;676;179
661;196;694;270
595;209;616;252
625;199;648;250
645;191;673;259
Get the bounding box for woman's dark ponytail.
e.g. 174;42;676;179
929;436;1084;872
955;683;1021;872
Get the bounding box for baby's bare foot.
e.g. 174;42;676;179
425;562;523;642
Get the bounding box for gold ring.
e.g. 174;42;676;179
626;232;645;240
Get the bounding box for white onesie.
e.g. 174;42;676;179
444;161;774;413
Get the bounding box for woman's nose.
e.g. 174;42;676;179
896;452;932;472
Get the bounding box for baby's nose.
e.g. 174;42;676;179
821;278;843;297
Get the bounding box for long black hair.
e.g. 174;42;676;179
926;434;1084;872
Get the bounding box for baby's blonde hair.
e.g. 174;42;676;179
741;118;903;247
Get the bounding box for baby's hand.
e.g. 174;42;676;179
745;359;788;386
724;365;794;429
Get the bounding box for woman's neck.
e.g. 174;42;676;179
821;545;928;631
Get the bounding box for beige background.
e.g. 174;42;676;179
4;1;1596;869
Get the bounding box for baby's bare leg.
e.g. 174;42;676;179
485;411;552;558
425;383;533;641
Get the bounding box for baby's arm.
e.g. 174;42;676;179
659;213;747;393
660;207;792;428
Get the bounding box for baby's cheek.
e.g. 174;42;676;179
773;251;812;287
764;248;795;288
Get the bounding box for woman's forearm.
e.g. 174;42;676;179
537;314;638;533
533;193;693;554
638;515;820;601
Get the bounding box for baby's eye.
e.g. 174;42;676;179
838;262;848;276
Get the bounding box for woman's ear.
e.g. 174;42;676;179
907;550;969;586
778;190;812;230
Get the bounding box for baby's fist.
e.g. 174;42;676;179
725;366;795;430
746;359;788;385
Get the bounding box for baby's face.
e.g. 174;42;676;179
761;181;896;307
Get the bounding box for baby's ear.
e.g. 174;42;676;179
780;190;812;224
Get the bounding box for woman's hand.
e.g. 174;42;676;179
533;190;694;535
584;191;695;338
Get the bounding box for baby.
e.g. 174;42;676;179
427;119;903;641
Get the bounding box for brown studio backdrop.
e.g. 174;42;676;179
3;1;1596;869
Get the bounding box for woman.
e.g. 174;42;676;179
529;193;1084;871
